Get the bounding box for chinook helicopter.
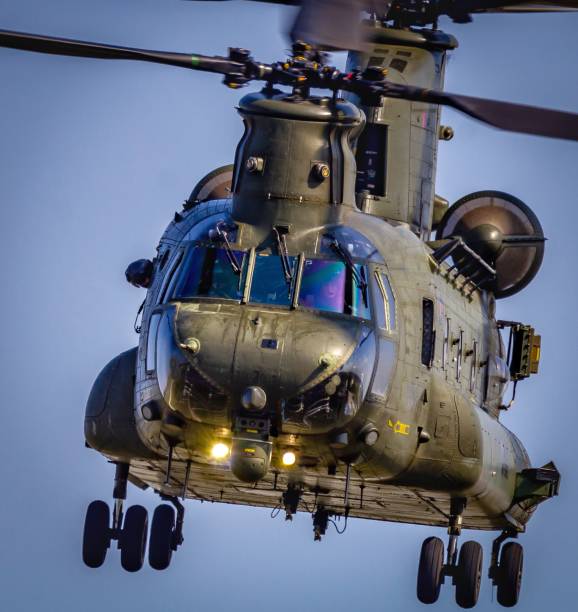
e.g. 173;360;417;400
2;1;578;609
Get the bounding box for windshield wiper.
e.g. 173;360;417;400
211;222;241;275
273;226;294;289
327;235;369;307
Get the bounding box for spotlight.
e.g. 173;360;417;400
211;442;230;459
282;451;296;466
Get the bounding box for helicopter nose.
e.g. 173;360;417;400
155;303;374;433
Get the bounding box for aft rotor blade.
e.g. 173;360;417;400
502;235;547;245
384;83;578;141
0;29;241;74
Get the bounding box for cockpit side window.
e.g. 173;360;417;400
158;250;184;304
145;312;162;374
374;271;396;332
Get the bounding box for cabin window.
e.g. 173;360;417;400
442;318;450;370
456;330;464;381
146;313;162;373
470;341;478;393
421;299;435;367
374;272;396;331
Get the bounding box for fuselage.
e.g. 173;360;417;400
132;196;532;529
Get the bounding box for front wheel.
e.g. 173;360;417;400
120;505;148;572
417;536;445;604
149;504;176;570
82;500;111;568
455;541;483;609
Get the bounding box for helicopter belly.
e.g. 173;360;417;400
126;457;513;531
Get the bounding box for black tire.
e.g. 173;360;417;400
497;542;523;608
149;504;176;570
120;505;148;572
82;500;111;568
417;536;445;604
455;541;483;609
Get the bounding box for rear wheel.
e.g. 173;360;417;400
455;541;483;609
120;505;148;572
417;536;445;604
82;500;110;568
149;504;176;570
497;542;523;607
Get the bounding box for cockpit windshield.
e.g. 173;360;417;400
298;259;370;318
174;246;247;301
172;245;371;320
249;254;296;307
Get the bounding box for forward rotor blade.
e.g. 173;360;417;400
288;0;370;51
385;83;578;141
452;0;578;13
0;29;241;74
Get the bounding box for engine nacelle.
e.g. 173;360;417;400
436;190;545;298
85;347;157;460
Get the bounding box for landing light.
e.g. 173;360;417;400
282;451;297;466
211;442;230;460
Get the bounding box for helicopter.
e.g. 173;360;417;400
2;2;572;608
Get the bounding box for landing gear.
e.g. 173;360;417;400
489;531;524;607
416;499;482;609
82;463;188;571
149;496;185;570
416;503;525;608
82;462;149;572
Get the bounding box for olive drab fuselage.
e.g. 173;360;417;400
85;24;558;534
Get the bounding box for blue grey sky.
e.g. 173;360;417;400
0;1;577;610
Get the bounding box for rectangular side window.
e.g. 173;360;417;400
470;341;478;393
456;330;464;381
442;317;450;370
146;313;162;374
421;299;435;367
